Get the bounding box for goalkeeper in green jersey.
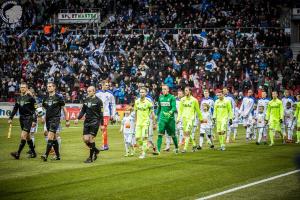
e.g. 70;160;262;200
154;85;178;155
176;87;203;153
134;87;156;159
266;91;284;146
294;94;300;144
213;89;233;151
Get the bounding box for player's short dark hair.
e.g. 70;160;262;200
184;86;191;91
47;82;56;87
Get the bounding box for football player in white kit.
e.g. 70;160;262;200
282;90;295;109
239;89;256;141
200;89;215;113
281;90;295;138
256;90;270;142
175;90;184;147
198;103;214;149
120;106;135;156
223;88;236;143
254;105;267;145
228;99;240;142
145;93;157;152
284;102;295;142
96;81;116;150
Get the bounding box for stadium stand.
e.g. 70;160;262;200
0;0;299;103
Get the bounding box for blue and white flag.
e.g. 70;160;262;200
227;38;234;52
17;29;29;39
28;40;37;52
119;47;128;60
89;57;100;69
49;62;59;75
160;38;172;56
93;37;107;57
172;56;181;71
205;60;217;71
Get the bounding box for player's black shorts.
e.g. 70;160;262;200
19;116;34;133
83;120;100;136
46;117;61;134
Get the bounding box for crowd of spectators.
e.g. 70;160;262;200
0;0;299;104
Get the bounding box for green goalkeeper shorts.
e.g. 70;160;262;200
216;120;228;133
269;120;281;132
158;119;175;136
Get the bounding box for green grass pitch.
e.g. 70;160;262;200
0;119;299;200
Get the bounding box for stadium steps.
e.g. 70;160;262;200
290;42;300;60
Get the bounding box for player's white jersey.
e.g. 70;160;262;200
255;112;266;128
96;90;116;117
200;111;212;129
240;96;255;117
200;97;214;113
284;108;294;128
256;98;270;113
225;94;236;113
122;115;135;134
282;96;295;111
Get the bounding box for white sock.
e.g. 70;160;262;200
226;130;231;141
288;129;292;140
258;130;262;143
57;136;62;150
31;135;35;145
199;134;204;147
179;130;184;144
246;127;251;139
132;136;136;145
166;135;171;149
125;143;129;153
252;128;257;140
233;129;237;139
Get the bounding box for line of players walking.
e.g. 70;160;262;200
8;81;300;162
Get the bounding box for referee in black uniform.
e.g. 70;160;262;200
75;86;103;163
41;82;70;161
9;83;37;159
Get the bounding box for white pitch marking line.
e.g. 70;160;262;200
196;169;300;200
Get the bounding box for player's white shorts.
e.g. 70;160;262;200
123;133;133;144
256;127;265;136
284;120;294;130
231;120;239;128
200;127;212;136
44;123;62;133
243;117;253;127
